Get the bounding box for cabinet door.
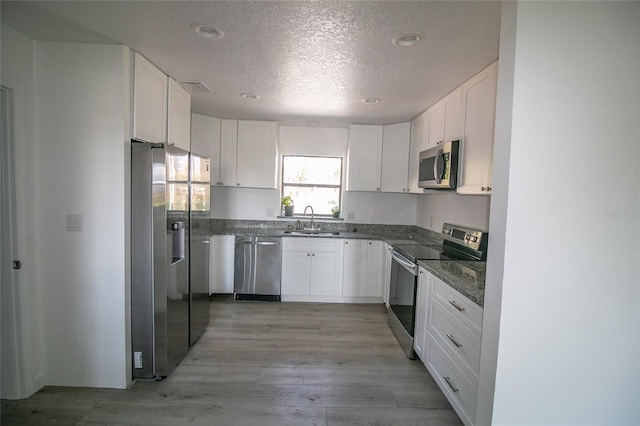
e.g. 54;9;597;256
191;114;220;181
236;121;278;189
133;53;167;143
364;241;384;297
342;240;367;297
457;61;498;195
408;112;427;193
281;251;311;295
209;235;234;294
426;103;445;150
443;87;463;143
414;267;430;360
426;87;462;150
219;119;238;187
168;78;191;151
310;252;343;296
346;125;384;191
382;243;393;306
380;122;411;193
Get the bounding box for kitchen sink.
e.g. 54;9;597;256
283;230;340;236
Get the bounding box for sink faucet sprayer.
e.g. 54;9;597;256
303;205;315;230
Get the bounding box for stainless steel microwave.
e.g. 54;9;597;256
418;140;460;190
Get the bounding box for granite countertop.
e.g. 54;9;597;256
417;259;486;307
210;221;485;308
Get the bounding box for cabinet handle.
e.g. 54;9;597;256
487;186;492;191
443;376;459;393
237;183;240;186
446;334;462;348
345;241;349;245
377;188;380;191
368;242;372;245
449;300;465;312
312;253;315;256
307;252;311;256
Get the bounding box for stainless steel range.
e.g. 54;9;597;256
388;223;488;358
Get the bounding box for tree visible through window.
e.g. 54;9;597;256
282;156;342;216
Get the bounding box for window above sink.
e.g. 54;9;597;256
282;155;342;216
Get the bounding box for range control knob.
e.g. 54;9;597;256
471;236;478;242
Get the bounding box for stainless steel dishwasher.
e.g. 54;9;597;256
234;236;281;301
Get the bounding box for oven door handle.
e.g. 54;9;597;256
391;250;417;275
433;148;444;184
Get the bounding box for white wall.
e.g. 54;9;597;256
211;125;417;225
34;42;131;388
415;193;490;231
1;24;45;399
483;2;640;424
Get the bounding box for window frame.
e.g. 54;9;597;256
281;154;343;217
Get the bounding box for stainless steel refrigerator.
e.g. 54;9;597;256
189;152;211;345
131;142;210;379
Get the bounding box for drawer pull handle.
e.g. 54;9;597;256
443;376;459;393
449;300;465;312
446;334;462;348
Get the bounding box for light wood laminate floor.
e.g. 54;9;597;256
2;296;463;425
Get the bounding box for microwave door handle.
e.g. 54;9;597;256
433;148;444;184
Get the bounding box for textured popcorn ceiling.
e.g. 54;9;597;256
1;1;501;127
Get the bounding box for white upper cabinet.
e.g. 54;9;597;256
426;86;462;150
457;61;498;195
190;114;220;162
133;53;167;143
219;119;238;187
347;123;411;193
167;77;191;151
236;120;278;189
408;111;427;193
346;125;384;191
380;122;411;193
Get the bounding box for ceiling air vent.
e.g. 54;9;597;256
178;81;212;94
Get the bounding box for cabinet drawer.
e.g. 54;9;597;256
426;334;477;426
282;237;343;253
430;276;483;336
428;298;481;387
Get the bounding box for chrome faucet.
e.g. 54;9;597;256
303;205;315;230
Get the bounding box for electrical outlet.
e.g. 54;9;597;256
134;352;142;369
66;214;83;231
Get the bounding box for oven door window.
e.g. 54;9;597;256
389;258;417;336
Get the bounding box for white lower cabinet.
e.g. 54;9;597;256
413;267;430;361
341;240;384;302
426;334;478;426
209;235;235;294
421;272;484;426
382;243;393;307
281;238;343;302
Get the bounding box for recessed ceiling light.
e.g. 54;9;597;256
362;98;381;104
392;31;424;47
240;92;259;99
190;22;223;40
306;120;320;126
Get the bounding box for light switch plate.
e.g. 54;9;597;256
66;214;83;231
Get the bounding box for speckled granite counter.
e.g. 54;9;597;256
417;259;486;307
209;219;485;307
